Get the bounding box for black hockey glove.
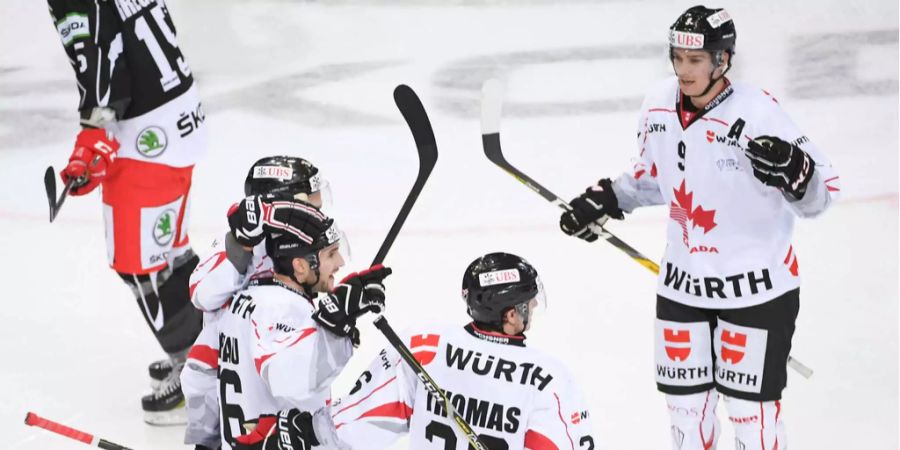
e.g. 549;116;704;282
560;178;624;242
228;195;271;248
232;411;318;450
313;264;392;339
745;136;816;200
265;409;319;450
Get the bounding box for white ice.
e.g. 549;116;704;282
0;0;897;449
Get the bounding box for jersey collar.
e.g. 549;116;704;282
465;322;527;347
253;277;314;305
677;78;733;129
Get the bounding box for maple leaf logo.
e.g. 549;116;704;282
669;180;717;248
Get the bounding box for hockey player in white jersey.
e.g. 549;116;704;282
240;252;596;450
559;6;840;450
182;156;330;449
184;199;391;450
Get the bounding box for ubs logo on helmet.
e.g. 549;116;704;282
478;268;521;287
670;31;705;49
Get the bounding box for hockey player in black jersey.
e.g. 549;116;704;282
48;0;207;425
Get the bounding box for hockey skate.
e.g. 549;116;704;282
148;358;173;391
142;360;186;426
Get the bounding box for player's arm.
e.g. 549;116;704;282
253;305;354;411
189;232;254;312
744;93;840;217
525;369;597;450
611;98;666;212
48;0;132;125
48;0;130;195
181;314;222;449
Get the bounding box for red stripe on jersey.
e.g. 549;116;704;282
783;246;793;264
552;393;575;450
524;430;558;450
357;401;413;421
188;344;219;369
707;117;728;126
649;108;677;113
189;251;228;301
333;375;399;419
254;328;316;375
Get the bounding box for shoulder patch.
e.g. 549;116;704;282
56;13;90;47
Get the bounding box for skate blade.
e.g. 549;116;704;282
143;402;187;426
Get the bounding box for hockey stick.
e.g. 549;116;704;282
368;85;488;450
24;412;133;450
44;155;101;222
479;79;813;379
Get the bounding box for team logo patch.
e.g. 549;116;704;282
669;180;717;250
478;268;520;287
664;328;692;362
152;209;177;246
713;319;768;393
253;165;294;180
56;14;90;47
136;126;168;158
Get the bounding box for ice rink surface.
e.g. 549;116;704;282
1;0;897;448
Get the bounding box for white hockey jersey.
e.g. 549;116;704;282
613;77;840;309
318;323;595;450
189;233;273;313
184;279;353;450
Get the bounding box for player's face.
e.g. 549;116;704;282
312;242;345;292
671;49;716;96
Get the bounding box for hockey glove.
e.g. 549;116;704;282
266;409;319;450
233;415;276;450
313;264;392;339
745;136;816;200
560;178;624;242
61;128;119;196
228;195;276;248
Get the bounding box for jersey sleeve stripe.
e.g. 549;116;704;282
187;344;218;369
332;375;399;419
524;430;559;450
356;401;413;421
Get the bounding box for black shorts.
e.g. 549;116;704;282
654;289;799;401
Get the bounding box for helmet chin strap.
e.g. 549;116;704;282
289;254;321;298
691;51;732;98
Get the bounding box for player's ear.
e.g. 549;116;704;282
292;257;312;281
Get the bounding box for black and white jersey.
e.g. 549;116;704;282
49;0;194;122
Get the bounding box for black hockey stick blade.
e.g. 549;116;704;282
373;316;489;450
481;79;660;274
44;166;58;222
371;84;438;266
368;86;489;449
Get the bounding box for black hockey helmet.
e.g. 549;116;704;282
669;6;736;63
264;199;347;293
244;156;330;206
462;252;545;329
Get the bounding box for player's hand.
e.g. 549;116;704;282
559;178;624;242
265;410;319;450
228;195;274;248
60;128;119;196
313;265;392;339
745;136;816;200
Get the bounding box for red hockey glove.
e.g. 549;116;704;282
60;128;119;196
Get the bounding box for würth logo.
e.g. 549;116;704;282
664;328;692;362
706;130;715;143
720;330;747;364
669;180;717;249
